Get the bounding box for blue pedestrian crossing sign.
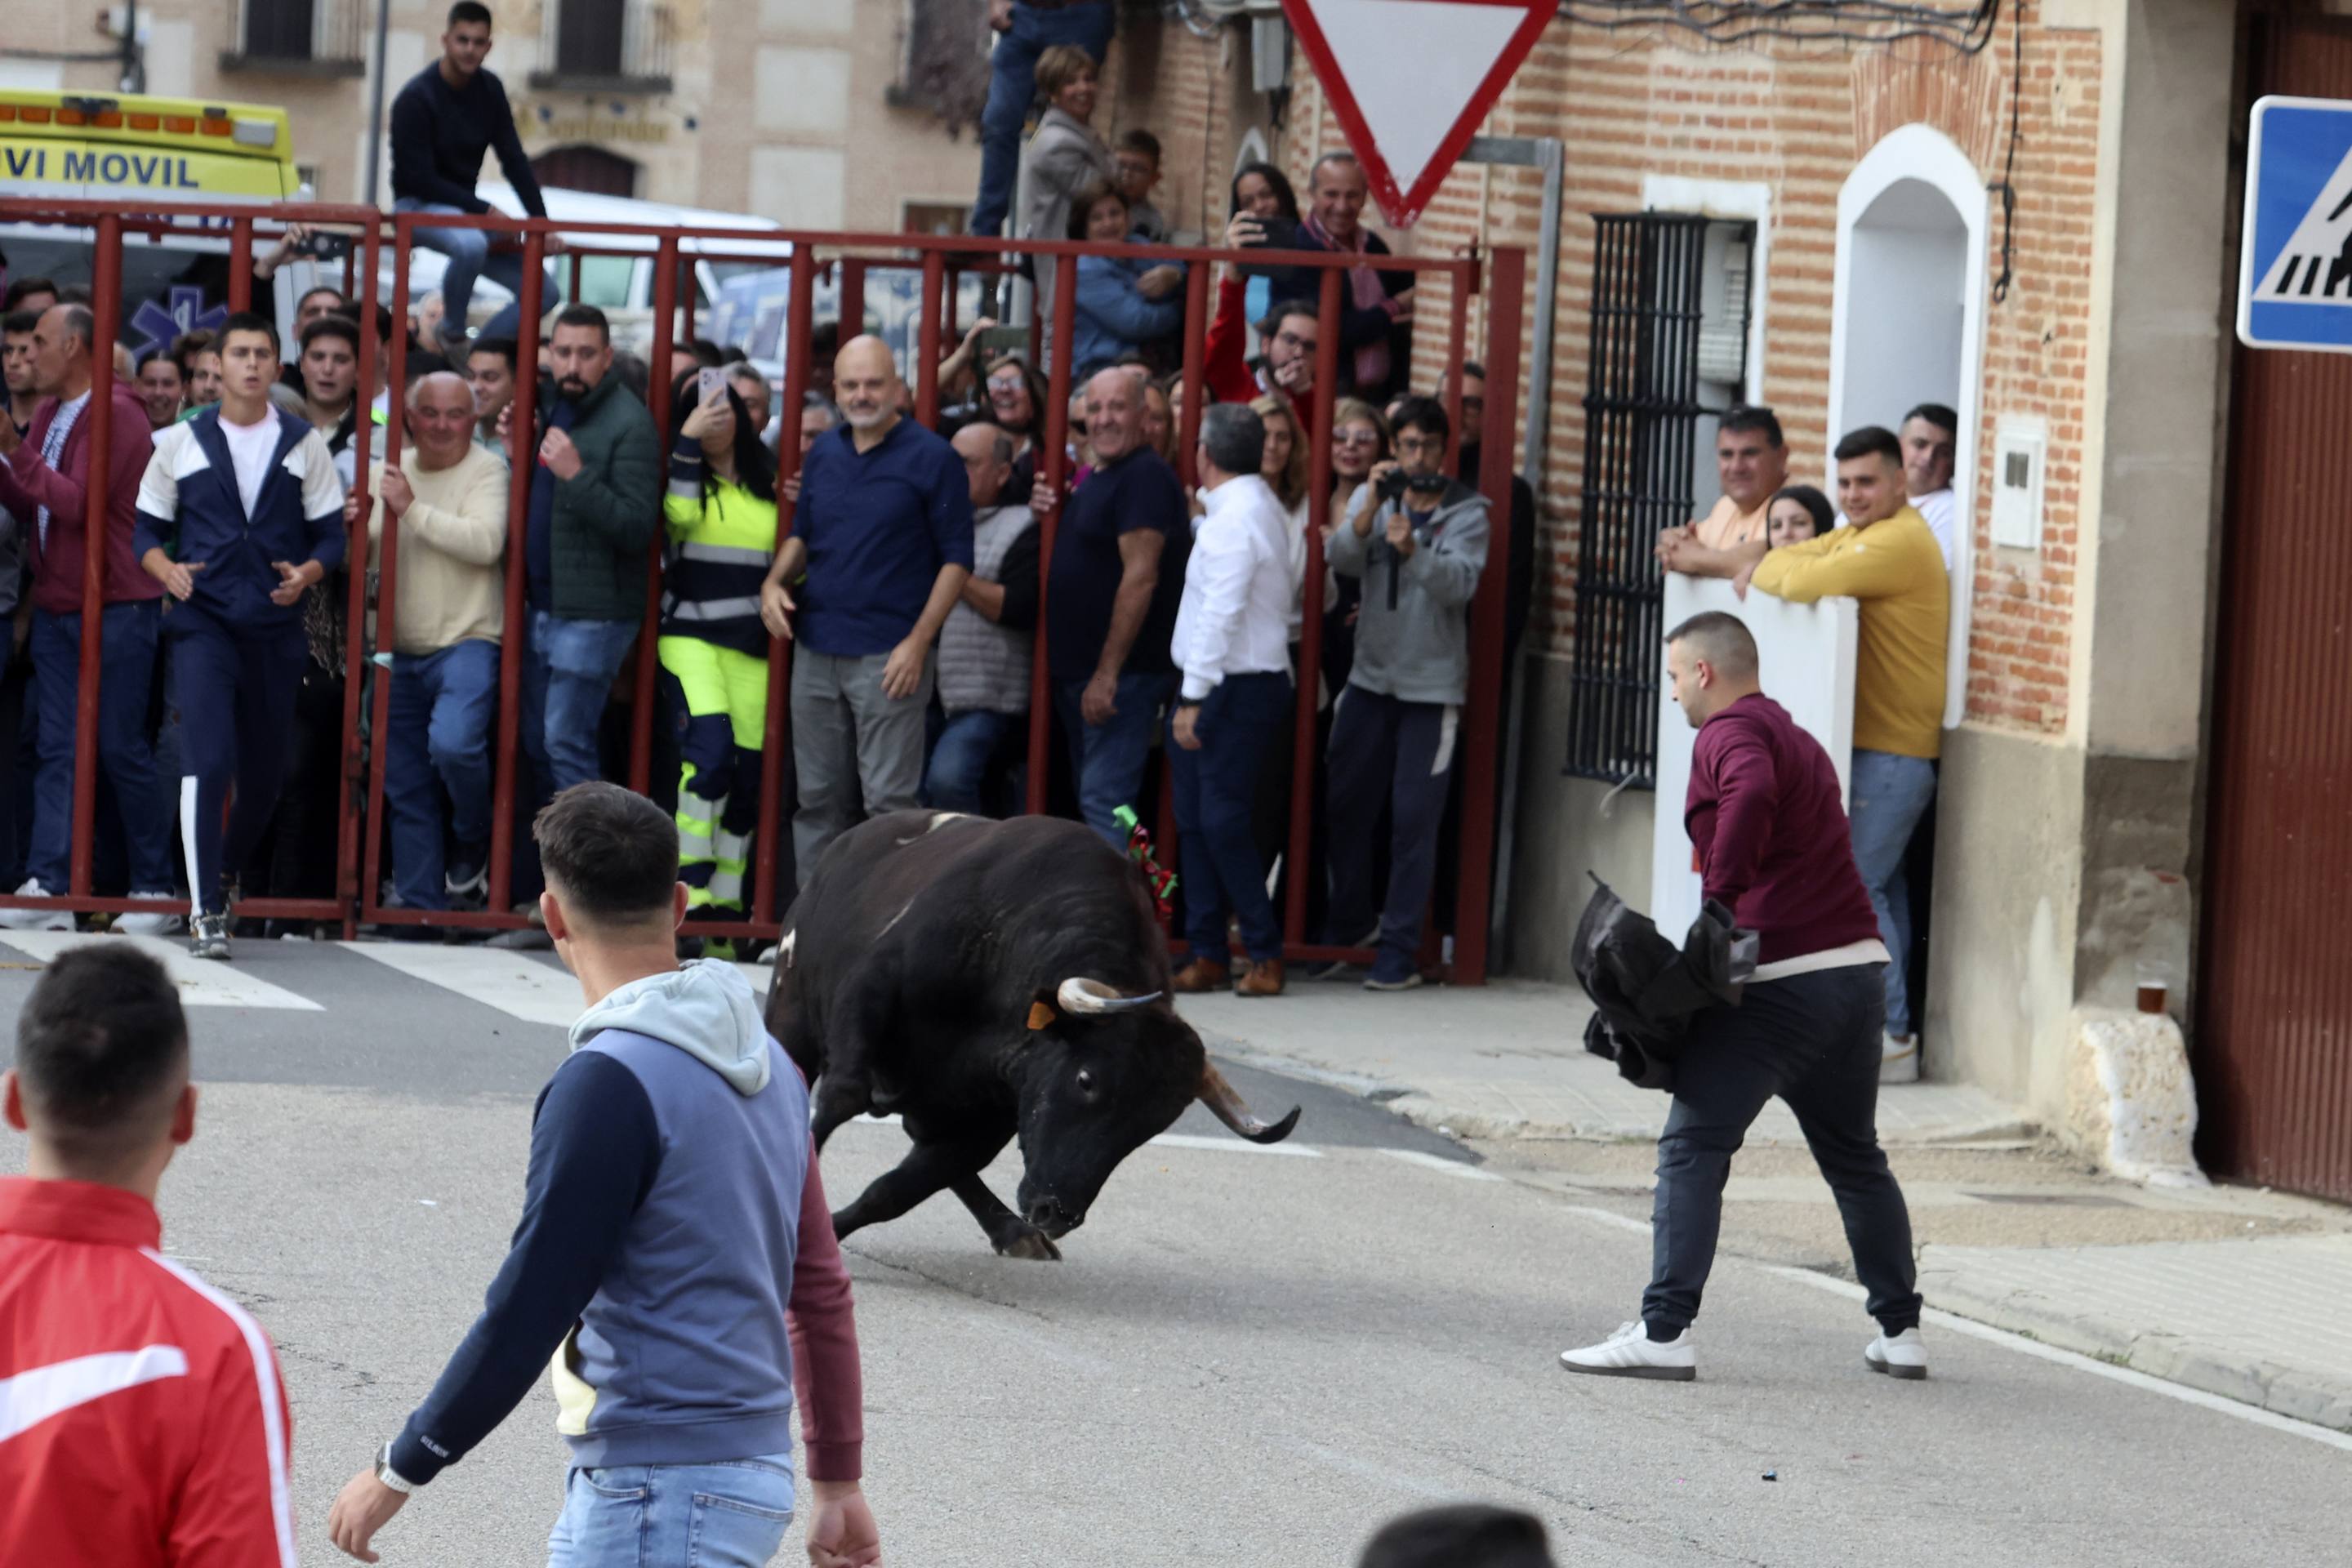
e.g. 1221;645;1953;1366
2238;96;2352;352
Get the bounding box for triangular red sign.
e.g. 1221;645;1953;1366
1281;0;1553;228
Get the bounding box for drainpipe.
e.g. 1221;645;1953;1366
1458;134;1561;969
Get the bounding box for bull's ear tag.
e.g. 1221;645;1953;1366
1027;1001;1058;1031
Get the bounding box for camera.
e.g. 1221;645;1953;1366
1376;467;1448;506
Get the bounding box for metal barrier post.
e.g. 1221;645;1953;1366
229;217;254;313
1454;246;1524;987
485;225;547;923
914;249;944;427
840;259;866;342
66;215;123;900
1280;267;1347;951
1022;253;1077;817
1177;265;1207;489
357;221;410;931
631;237;682;796
569;252;583;304
751;252;815;928
1442;264;1469;473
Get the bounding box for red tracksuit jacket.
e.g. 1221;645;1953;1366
0;1178;296;1566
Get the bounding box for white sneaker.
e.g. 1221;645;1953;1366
114;891;185;937
1558;1321;1696;1382
1880;1031;1920;1085
1865;1326;1928;1380
0;878;69;931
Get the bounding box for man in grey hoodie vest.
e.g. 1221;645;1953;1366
1316;396;1490;992
327;783;879;1567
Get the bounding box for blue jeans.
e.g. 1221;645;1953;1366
1847;748;1939;1036
521;610;638;795
972;0;1117;237
27;601;173;893
1054;670;1174;848
546;1454;794;1568
395;198;563;342
1168;672;1291;963
386;640;501;911
924;706;1024;816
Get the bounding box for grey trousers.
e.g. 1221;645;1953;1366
791;648;934;887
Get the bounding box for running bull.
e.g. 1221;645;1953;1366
765;811;1301;1259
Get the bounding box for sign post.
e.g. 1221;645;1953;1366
2237;95;2352;352
1279;0;1552;228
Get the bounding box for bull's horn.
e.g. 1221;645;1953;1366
1057;978;1165;1015
1198;1062;1301;1145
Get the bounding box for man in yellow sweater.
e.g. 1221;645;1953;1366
350;370;511;929
1749;425;1948;1082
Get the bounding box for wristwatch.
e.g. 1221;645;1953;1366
374;1442;419;1495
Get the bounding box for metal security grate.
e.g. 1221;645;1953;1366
1566;212;1715;788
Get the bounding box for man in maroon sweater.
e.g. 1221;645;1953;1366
1560;612;1925;1383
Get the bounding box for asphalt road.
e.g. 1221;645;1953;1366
2;937;2345;1567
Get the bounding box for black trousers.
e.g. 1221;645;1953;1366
1644;963;1923;1335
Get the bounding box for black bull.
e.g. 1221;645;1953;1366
764;811;1300;1259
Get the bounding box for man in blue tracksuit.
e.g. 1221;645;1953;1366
326;783;878;1568
134;313;346;961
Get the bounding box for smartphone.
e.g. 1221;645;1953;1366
1251;216;1301;252
697;365;727;409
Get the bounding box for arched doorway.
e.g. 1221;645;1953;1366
1828;123;1987;725
532;145;640;199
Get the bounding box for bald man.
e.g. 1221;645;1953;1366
350;371;511;920
760;336;973;882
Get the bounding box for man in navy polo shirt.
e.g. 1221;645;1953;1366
134;313;345;961
760;336;972;883
1033;366;1189;847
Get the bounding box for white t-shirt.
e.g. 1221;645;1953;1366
217;409;280;518
1912;486;1958;572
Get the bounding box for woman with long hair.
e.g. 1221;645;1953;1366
1229;163;1304;327
1320;398;1388;697
1766;482;1836;547
659;375;781;945
983;352;1051;493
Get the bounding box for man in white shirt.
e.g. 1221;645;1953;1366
1900;402;1959;572
1167;403;1297;999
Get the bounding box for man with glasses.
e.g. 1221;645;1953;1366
1206;292;1322;439
1316;396;1488;991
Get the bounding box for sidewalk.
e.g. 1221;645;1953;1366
1183;979;2352;1435
1179;979;2031;1146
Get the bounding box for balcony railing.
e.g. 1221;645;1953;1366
219;0;368;75
531;0;675;94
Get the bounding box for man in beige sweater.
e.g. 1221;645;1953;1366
350;370;510;926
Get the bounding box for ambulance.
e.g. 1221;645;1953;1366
0;90;318;362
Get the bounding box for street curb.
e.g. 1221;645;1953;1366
1212;1036;2038;1148
1916;1266;2352;1433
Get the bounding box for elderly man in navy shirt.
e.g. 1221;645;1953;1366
762;336;973;882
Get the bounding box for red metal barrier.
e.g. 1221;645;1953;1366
0;198;1522;982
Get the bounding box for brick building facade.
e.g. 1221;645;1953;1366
1098;0;2314;1180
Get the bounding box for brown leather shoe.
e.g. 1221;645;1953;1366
1235;958;1286;997
1169;958;1232;994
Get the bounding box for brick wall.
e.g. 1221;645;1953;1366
1111;8;2105;737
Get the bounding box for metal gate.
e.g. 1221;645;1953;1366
2197;15;2352;1200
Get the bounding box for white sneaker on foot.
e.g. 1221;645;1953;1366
1865;1326;1927;1380
1880;1031;1920;1085
1558;1321;1696;1381
0;878;69;931
114;891;185;937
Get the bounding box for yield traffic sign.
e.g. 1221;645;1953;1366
1280;0;1552;228
2237;95;2352;352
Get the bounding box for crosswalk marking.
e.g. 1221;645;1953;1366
0;932;324;1010
1378;1148;1503;1182
1148;1132;1321;1158
337;943;771;1028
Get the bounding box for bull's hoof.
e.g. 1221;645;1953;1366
996;1227;1062;1262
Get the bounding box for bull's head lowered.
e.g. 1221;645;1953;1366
1012;977;1300;1238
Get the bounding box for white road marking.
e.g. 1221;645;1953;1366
1552;1196;2352;1454
1149;1133;1321;1158
1379;1148;1503;1182
0;932;324;1010
338;942;768;1027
